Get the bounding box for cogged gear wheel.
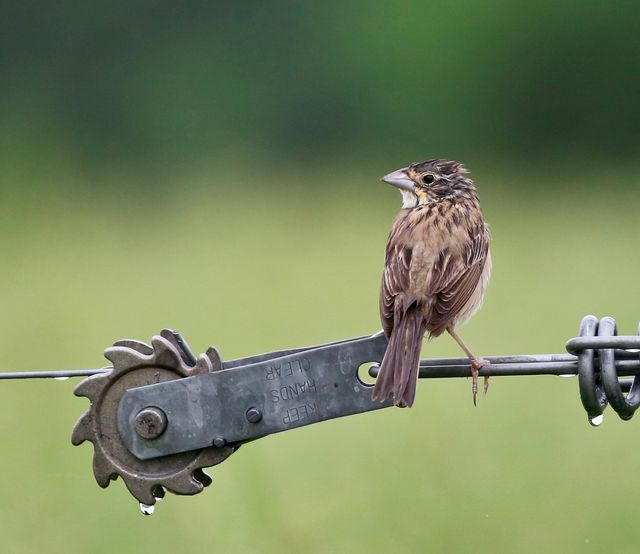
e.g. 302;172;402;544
72;329;234;506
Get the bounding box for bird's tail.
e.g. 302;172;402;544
373;305;424;407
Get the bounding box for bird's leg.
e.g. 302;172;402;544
447;327;490;405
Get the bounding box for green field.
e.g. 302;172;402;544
1;169;639;553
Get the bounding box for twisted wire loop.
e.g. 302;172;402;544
565;316;640;425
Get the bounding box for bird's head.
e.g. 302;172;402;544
381;159;476;208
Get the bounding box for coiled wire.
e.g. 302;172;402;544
566;315;640;425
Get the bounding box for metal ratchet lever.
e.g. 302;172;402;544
117;333;391;460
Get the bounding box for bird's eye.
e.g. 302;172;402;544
422;174;435;185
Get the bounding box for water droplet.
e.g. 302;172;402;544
140;502;155;515
559;374;576;378
54;376;70;381
589;414;604;427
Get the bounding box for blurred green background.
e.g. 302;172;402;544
1;1;639;553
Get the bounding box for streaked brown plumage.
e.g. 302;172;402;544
372;159;491;407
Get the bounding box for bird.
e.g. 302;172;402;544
372;159;491;407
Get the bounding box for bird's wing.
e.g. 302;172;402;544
425;223;490;335
379;224;412;338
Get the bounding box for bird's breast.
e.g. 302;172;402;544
394;203;470;256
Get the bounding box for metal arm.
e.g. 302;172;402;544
117;333;391;459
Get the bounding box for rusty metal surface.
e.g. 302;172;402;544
71;330;234;506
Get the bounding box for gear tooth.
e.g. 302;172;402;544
205;346;223;371
105;346;146;370
113;339;153;355
159;328;177;341
71;413;93;445
191;354;213;375
73;373;106;400
94;473;112;489
124;480;157;505
151;337;185;370
166;473;203;496
93;455;116;488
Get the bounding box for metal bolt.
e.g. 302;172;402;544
212;437;226;448
246;407;263;423
134;407;167;440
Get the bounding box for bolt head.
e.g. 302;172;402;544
134;407;167;440
246;407;263;423
212;437;226;448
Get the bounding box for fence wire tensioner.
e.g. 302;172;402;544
2;314;639;510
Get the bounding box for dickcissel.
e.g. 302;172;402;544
373;159;491;407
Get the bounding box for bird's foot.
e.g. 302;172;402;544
470;357;489;406
471;366;478;406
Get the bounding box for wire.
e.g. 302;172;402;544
0;368;110;380
2;315;639;424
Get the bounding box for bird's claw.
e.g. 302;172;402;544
471;366;478;406
470;357;489;405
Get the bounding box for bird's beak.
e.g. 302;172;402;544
381;167;414;192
